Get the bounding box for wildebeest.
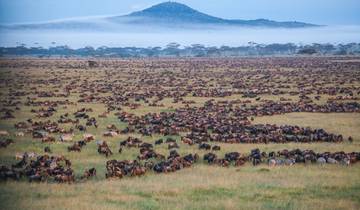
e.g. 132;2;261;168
98;141;113;157
212;145;221;151
44;146;51;153
199;143;211;150
204;153;217;164
1;154;75;183
0;139;14;148
68;141;86;152
103;131;118;137
250;149;262;166
81;168;96;179
155;139;163;145
83;133;95;142
225;152;240;162
42;136;55;143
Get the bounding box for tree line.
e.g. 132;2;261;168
1;42;359;57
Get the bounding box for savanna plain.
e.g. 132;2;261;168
0;57;359;210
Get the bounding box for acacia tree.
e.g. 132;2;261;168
164;42;181;56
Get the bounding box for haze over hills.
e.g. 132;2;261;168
1;2;319;31
3;1;357;48
117;2;317;27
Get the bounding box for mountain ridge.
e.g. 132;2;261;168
1;1;320;30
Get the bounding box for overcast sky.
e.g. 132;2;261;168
0;0;359;25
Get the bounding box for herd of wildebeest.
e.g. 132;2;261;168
0;57;360;183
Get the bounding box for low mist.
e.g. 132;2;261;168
1;25;359;48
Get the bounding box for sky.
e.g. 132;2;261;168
0;0;359;25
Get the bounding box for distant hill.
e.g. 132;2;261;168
111;2;317;28
1;1;320;30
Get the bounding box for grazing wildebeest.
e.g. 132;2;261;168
250;148;262;166
81;168;96;179
42;136;55;143
68;143;81;152
348;136;353;143
83;133;95;142
212;145;221;151
155;139;163;145
225;152;240;162
0;139;14;148
203;153;217;164
199;143;211;150
166;138;176;143
98;141;113;157
1;153;74;183
44;146;51;153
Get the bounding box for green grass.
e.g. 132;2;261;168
1;164;360;210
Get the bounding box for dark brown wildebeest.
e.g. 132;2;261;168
155;139;163;145
199;143;211;150
68;143;81;152
42;136;55;143
98;141;113;157
225;152;240;162
81;168;96;179
203;153;217;164
0;139;14;148
212;145;221;151
44;146;51;153
54;169;75;183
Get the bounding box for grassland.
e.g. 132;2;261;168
0;58;360;210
